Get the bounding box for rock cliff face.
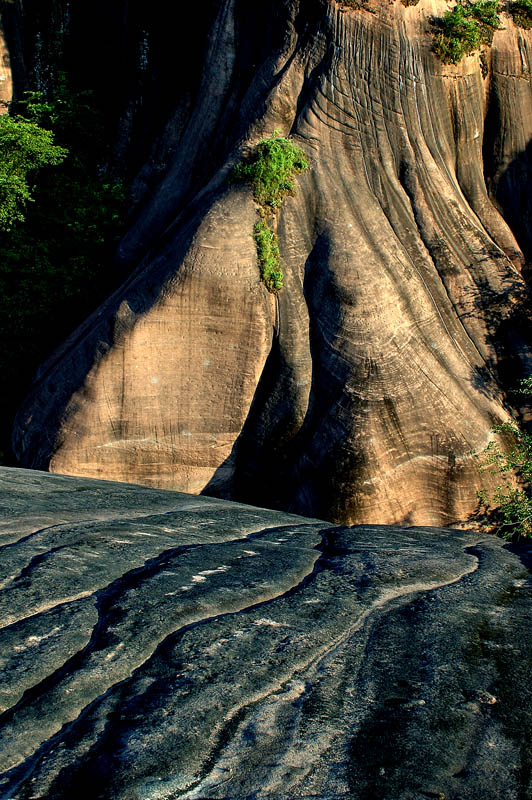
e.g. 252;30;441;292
0;467;531;799
11;0;532;526
0;14;11;113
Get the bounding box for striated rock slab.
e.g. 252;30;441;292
0;466;531;799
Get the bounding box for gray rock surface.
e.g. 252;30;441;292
0;466;531;799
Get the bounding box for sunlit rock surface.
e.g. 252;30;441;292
12;0;532;527
0;467;531;799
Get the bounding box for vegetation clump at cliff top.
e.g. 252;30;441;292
337;0;373;11
232;132;308;293
433;0;501;64
509;0;532;28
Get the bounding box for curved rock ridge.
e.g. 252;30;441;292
0;467;531;799
12;0;532;526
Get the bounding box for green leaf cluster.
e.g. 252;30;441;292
232;132;308;210
509;0;532;28
433;0;501;64
0;115;67;229
253;219;283;292
232;132;308;293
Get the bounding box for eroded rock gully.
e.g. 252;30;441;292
11;0;532;526
0;467;531;799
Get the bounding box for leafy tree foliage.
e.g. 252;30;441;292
0;115;67;229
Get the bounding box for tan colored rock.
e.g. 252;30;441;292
0;11;12;113
13;0;532;526
26;190;274;494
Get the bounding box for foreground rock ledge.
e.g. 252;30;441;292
0;467;531;800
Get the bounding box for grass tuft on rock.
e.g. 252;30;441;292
253;219;284;292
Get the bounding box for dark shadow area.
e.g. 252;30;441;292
0;0;221;181
484;87;532;270
203;327;293;506
202;236;326;510
505;540;532;581
459;269;532;410
287;231;370;522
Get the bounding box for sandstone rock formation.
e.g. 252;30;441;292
0;466;531;799
12;0;532;526
0;14;12;113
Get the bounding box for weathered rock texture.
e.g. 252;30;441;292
12;0;532;526
0;466;531;799
0;13;11;112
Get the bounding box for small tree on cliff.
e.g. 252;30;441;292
0;114;67;229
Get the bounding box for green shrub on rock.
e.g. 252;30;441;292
433;0;501;64
232;132;307;210
232;132;308;293
477;377;532;539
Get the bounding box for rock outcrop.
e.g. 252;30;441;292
12;0;532;526
0;14;12;113
0;466;531;799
